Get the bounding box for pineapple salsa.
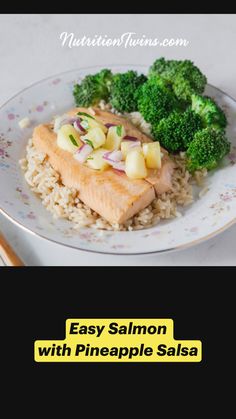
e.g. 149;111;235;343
54;110;162;179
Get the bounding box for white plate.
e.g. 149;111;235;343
0;65;236;255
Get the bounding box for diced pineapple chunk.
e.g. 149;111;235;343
81;127;106;149
105;125;125;150
142;142;162;169
78;113;107;133
57;124;82;153
125;149;147;179
121;140;141;158
86;148;109;171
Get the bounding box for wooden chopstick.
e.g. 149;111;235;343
0;232;25;266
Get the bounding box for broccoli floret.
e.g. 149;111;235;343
149;72;188;111
186;128;230;171
109;71;147;113
137;78;178;125
152;109;202;153
179;108;203;148
172;61;207;102
148;73;173;90
152;112;184;152
191;94;227;130
149;57;179;81
73;69;113;107
148;58;207;103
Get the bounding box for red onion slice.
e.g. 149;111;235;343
54;114;81;133
105;123;117;128
73;119;86;133
123;135;138;141
69;117;79;124
74;143;93;163
103;150;123;162
103;150;125;171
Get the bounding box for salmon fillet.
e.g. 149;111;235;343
33;125;155;224
32;109;175;224
146;157;175;194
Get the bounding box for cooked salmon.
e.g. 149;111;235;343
146;157;175;194
32;109;175;224
33;125;155;224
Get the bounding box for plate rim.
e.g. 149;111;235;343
0;205;235;256
0;65;236;256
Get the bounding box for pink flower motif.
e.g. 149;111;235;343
80;232;92;240
228;153;236;162
111;244;126;249
151;230;161;236
36;105;44;112
27;212;36;219
8;113;15;120
52;78;61;85
189;227;198;233
0;149;4;156
220;193;232;202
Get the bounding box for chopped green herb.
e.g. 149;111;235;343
116;125;122;136
69;134;78;146
81;120;89;130
86;157;94;161
84;139;94;149
77;111;95;120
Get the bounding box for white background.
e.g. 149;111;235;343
0;14;236;266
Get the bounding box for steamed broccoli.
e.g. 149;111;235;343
148;58;207;103
148;74;188;110
172;61;207;102
137;78;178;125
148;73;174;91
186;128;230;171
73;69;113;107
191;94;227;130
149;57;179;81
179;109;203;148
109;71;147;113
152;109;202;153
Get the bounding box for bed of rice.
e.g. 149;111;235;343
19;106;207;231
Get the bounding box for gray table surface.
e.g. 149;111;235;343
0;14;236;266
